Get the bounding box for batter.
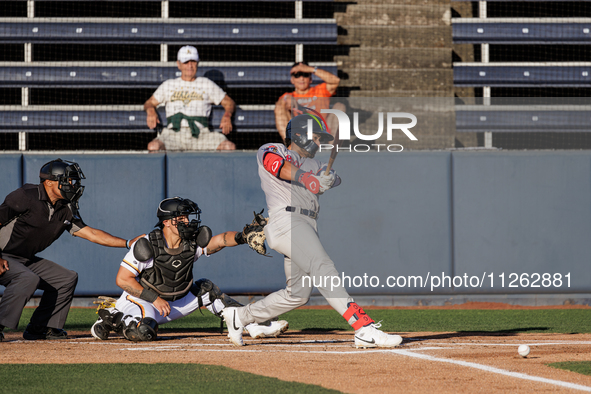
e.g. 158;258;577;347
222;113;403;348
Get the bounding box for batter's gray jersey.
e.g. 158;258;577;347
257;143;323;215
236;143;348;326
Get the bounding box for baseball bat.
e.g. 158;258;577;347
324;147;338;176
324;120;339;176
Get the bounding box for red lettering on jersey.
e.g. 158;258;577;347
285;154;299;167
263;152;284;178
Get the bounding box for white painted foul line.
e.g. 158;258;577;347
414;341;591;347
391;349;591;392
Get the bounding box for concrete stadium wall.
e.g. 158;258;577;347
452;151;591;294
1;151;589;297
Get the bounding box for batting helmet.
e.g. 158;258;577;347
39;158;85;206
285;112;334;158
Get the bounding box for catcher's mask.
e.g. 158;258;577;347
285;111;333;158
39;158;86;208
156;197;204;242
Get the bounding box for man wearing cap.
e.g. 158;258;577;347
144;46;236;151
0;159;143;341
274;61;345;143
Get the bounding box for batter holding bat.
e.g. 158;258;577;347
222;112;403;348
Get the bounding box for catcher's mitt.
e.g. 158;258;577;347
242;209;270;256
93;296;118;314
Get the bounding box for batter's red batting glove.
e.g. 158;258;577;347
296;169;320;194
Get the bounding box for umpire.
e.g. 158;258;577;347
0;159;143;341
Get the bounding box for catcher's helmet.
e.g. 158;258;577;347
39;158;85;206
156;197;202;241
285;112;333;158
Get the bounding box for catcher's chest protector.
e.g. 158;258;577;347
139;229;196;301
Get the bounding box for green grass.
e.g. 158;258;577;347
0;364;342;394
7;307;591;334
548;362;591;376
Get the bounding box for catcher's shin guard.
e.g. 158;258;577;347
91;320;110;340
191;278;244;333
122;318;158;342
191;278;243;317
97;309;125;333
343;302;375;330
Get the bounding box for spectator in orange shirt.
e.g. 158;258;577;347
274;62;345;142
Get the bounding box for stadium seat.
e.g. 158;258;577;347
454;64;591;87
453;20;591;44
0;20;337;45
0;106;276;133
30;0;331;2
456;107;591;132
0;64;338;88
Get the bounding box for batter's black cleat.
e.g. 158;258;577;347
0;332;4;342
23;324;68;340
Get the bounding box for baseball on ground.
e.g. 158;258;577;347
518;344;530;357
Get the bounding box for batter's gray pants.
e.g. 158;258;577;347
238;211;351;325
0;254;78;330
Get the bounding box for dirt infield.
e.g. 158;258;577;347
3;328;591;393
3;303;591;392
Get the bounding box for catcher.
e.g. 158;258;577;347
91;196;286;342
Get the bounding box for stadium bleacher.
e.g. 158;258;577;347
453;19;591;45
0;1;338;150
0;105;276;133
454;63;591;87
0;63;338;88
456;105;591;132
1;1;590;150
0;19;337;45
452;1;591;146
452;16;591;87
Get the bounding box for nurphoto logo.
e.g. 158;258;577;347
312;109;418;153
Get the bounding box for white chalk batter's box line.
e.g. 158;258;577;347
7;338;591;348
7;337;591;351
97;337;591;352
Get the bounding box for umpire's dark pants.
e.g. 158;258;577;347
0;254;78;330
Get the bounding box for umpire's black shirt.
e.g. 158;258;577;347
0;183;86;260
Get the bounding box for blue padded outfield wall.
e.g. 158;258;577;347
1;151;590;296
